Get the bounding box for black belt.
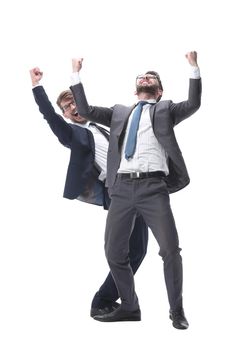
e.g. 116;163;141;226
117;171;166;179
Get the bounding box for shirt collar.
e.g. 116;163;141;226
137;98;156;104
71;121;90;128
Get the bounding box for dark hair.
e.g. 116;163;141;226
145;71;163;91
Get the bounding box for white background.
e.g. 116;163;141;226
0;0;234;349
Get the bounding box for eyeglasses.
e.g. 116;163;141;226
136;74;158;80
61;100;76;112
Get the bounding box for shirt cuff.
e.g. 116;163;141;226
71;72;81;85
32;83;41;89
190;66;200;79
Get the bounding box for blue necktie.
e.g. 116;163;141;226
125;101;149;160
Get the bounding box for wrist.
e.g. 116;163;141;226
70;71;81;85
189;65;200;79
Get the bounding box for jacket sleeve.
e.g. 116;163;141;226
70;83;113;127
33;86;72;147
170;78;202;126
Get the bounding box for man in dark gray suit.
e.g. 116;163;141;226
70;52;201;329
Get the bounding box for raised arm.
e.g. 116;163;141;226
70;58;113;127
30;67;72;147
170;51;202;126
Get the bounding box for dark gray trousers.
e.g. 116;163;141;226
105;176;183;311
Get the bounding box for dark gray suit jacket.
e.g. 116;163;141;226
70;78;201;193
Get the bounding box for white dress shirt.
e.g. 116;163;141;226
118;101;169;174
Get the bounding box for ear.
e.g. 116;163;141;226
157;89;163;99
134;90;137;95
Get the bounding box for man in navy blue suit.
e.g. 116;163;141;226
30;67;148;317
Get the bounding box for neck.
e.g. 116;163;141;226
137;92;156;101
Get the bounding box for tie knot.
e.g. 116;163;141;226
138;101;149;107
137;101;155;108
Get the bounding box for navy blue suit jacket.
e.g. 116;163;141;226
33;86;109;209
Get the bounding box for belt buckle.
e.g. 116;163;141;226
130;172;140;179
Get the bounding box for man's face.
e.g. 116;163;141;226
136;74;161;96
60;98;87;124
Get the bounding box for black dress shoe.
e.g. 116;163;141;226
93;306;141;322
169;308;189;330
90;302;120;317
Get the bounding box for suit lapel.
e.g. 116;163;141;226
149;103;157;127
118;105;135;149
121;105;135;131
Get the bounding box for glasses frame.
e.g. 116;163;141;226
136;74;158;81
61;100;76;113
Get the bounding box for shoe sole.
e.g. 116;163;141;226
94;316;141;322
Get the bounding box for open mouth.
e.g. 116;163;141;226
72;112;78;116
